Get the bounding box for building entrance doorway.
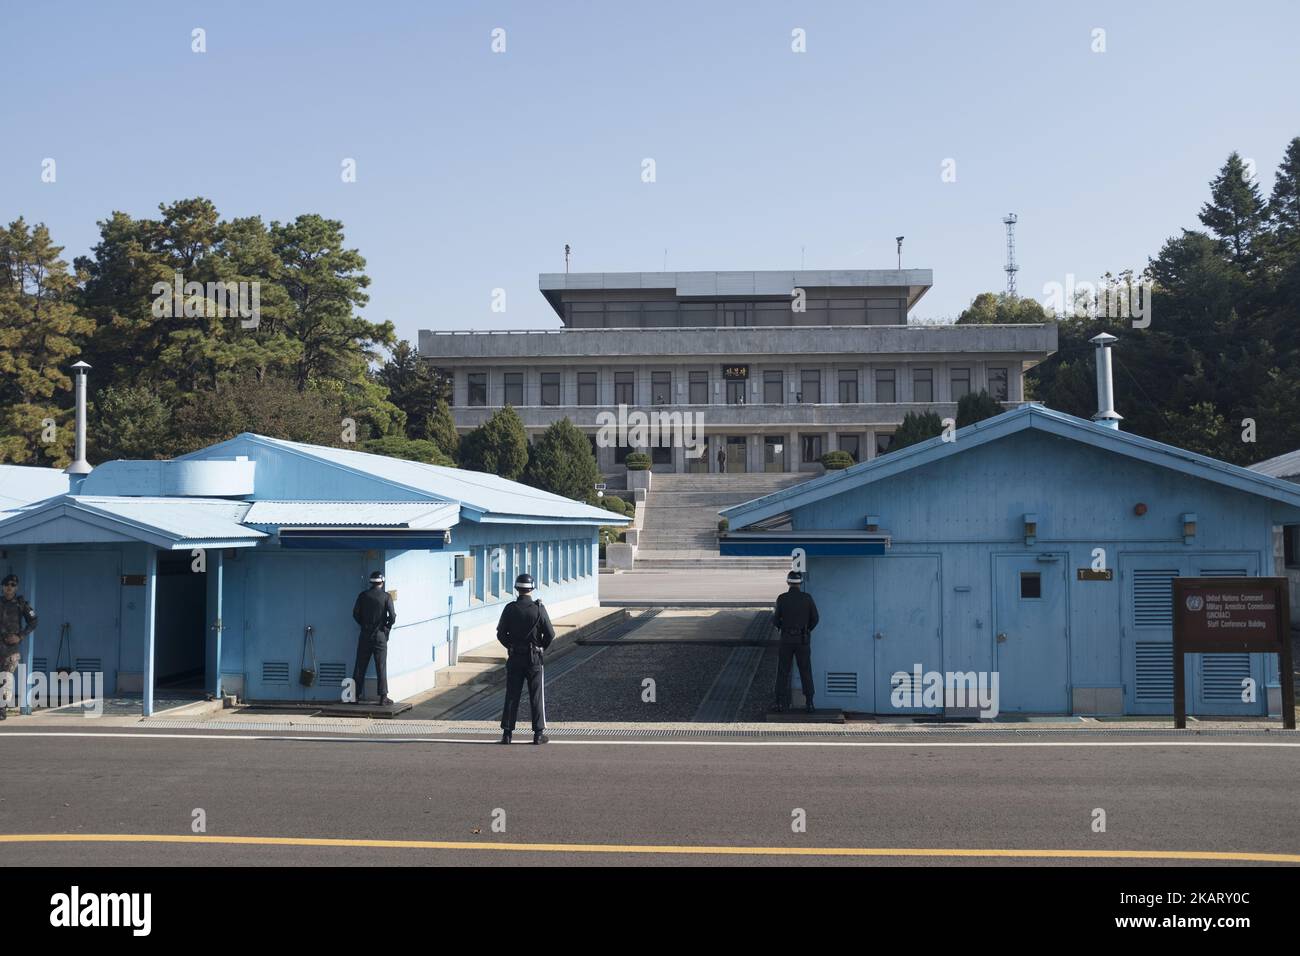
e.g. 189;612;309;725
155;552;208;690
764;436;786;472
725;436;748;473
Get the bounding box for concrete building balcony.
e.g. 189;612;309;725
448;401;1027;431
420;323;1057;362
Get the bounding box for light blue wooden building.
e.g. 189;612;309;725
0;435;626;714
720;404;1300;717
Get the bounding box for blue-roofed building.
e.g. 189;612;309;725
719;403;1300;718
0;464;70;514
0;434;627;714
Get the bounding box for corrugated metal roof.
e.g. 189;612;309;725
244;437;627;524
0;465;70;510
243;500;461;529
1248;449;1300;481
73;497;264;540
721;405;1300;528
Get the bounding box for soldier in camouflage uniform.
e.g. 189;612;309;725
0;574;38;719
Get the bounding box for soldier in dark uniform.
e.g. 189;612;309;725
0;574;38;720
352;571;396;706
773;570;819;713
496;573;555;745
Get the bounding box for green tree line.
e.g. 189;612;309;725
896;136;1300;463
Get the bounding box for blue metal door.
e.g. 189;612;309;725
35;551;122;695
993;553;1070;713
873;555;942;714
243;553;366;701
1120;553;1264;716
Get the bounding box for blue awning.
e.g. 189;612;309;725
718;530;890;557
279;528;451;550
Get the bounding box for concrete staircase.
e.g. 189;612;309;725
634;472;812;569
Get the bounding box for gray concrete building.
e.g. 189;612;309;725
418;270;1058;475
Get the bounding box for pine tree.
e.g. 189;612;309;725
884;410;944;453
429;398;460;463
376;340;439;439
459;405;529;479
1198;152;1266;265
1268;137;1300;245
956;390;1005;427
0;219;94;465
523;418;601;500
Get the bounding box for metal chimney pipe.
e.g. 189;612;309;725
1089;333;1123;430
65;361;93;475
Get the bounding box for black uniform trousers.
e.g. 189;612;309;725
775;638;814;708
501;653;546;732
353;636;388;701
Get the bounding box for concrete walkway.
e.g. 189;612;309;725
600;568;787;605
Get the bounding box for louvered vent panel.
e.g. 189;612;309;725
261;661;290;684
1133;569;1178;627
1202;655;1252;703
1135;643;1174;701
825;672;858;695
318;662;347;687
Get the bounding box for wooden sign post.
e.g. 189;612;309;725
1172;577;1294;729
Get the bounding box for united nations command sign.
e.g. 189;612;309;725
1172;577;1294;729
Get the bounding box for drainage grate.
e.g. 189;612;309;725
138;716;1297;740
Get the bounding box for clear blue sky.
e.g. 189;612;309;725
4;0;1298;340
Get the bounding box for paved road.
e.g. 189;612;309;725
1;730;1297;866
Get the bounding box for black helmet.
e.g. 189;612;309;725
368;571;385;585
1;574;16;587
515;573;535;592
786;570;803;586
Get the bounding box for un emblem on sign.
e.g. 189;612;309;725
1185;594;1204;612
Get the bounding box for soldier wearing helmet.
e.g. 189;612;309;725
496;572;555;744
0;574;37;720
773;570;819;713
352;570;396;706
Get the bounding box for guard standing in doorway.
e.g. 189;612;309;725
352;571;396;706
0;574;37;720
773;570;819;713
497;573;555;744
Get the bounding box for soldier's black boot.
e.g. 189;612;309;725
499;730;511;744
805;698;816;714
0;707;7;721
533;730;548;744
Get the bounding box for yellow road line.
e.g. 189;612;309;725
0;834;1296;862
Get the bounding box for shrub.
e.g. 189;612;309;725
820;450;854;470
956;390;1005;428
717;517;730;533
625;451;652;470
522;417;601;500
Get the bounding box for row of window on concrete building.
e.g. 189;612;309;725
460;363;1013;408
